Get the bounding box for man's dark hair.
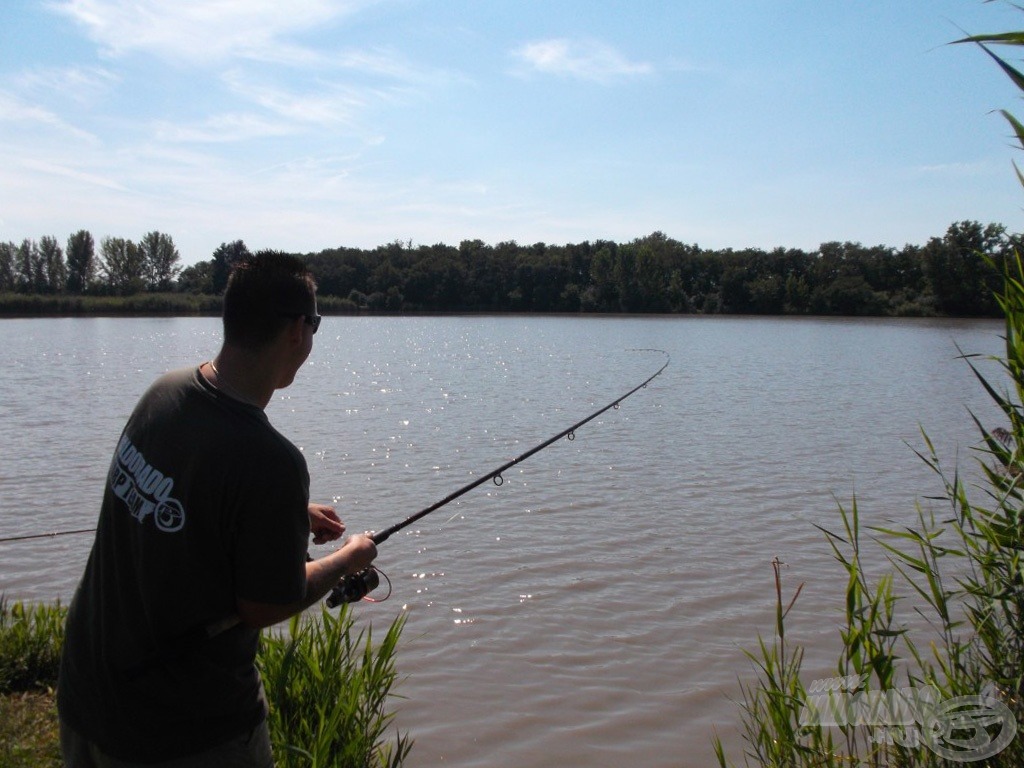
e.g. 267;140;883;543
223;251;317;350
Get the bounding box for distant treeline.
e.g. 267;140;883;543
1;220;1018;317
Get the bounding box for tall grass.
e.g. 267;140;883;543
716;271;1024;765
0;599;66;768
715;11;1024;765
258;607;412;768
0;599;65;694
0;598;410;767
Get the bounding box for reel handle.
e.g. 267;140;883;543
325;567;380;608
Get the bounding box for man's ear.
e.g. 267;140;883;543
284;315;306;346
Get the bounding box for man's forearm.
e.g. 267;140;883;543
300;549;356;609
237;535;377;628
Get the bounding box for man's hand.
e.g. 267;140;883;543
236;531;379;630
337;533;377;574
308;503;345;544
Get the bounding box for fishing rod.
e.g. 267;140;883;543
0;528;97;544
0;351;670;605
138;348;669;666
327;350;670;606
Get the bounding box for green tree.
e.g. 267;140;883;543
922;220;1008;316
39;236;67;294
746;274;784;313
718;250;754;312
138;231;181;291
211;240;251;294
471;240;511;310
632;232;673;312
176;260;214;294
100;237;145;295
311;244;379;302
434;254;469;309
15;239;40;294
783;273;810;313
458;239;491;303
0;242;16;293
368;259;403;298
66;230;96;294
810;274;885;315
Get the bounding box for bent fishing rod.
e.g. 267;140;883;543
0;352;670;605
327;350;670;606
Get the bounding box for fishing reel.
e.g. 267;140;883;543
325;567;382;608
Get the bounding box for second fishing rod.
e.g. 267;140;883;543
326;351;669;607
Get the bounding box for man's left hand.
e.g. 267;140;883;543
308;503;345;544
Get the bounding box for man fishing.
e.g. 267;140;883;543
58;251;377;767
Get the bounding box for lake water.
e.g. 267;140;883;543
0;314;1008;767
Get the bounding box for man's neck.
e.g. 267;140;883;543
206;348;277;409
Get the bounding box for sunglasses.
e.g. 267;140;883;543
282;313;322;334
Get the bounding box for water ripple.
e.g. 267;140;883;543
0;315;1005;768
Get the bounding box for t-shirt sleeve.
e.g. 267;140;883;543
232;453;310;605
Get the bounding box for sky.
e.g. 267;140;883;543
2;1;1024;267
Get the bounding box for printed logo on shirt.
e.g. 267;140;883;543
108;434;186;532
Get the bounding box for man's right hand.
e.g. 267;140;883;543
237;533;380;629
338;533;377;574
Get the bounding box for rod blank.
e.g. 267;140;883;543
372;352;669;545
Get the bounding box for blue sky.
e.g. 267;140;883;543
2;1;1023;266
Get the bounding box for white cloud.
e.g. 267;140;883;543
221;70;365;126
42;1;450;151
511;38;653;84
152;112;297;143
48;0;371;65
20;157;129;192
914;161;991;176
14;65;120;103
0;91;99;143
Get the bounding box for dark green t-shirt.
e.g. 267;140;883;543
58;366;310;761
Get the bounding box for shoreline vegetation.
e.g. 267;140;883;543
0;599;409;768
713;255;1024;767
3;220;1021;319
715;13;1024;766
0;292;223;317
8;9;1024;767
